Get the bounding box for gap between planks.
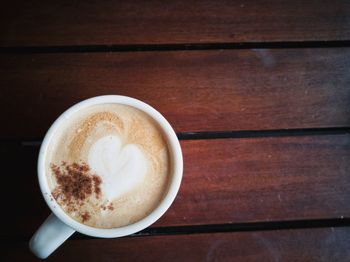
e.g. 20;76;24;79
16;127;350;146
1;40;350;54
1;218;349;242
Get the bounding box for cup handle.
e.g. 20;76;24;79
29;213;75;259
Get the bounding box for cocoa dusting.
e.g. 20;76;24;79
100;202;114;211
81;211;91;222
50;162;101;222
52;189;59;200
107;203;114;211
92;176;102;198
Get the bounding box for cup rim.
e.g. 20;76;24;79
38;95;183;238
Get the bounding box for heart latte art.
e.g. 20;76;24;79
88;135;148;200
45;104;170;228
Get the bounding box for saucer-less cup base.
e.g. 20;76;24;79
29;96;183;259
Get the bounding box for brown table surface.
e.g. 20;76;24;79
1;0;350;261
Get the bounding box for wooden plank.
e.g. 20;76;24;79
3;228;350;261
165;135;350;226
2;134;350;237
1;0;350;46
1;48;350;137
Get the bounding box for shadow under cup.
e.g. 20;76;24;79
30;95;183;259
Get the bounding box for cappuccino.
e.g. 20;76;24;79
45;104;170;228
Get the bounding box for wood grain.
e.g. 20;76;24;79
4;228;350;261
2;134;350;237
1;48;350;137
1;0;350;46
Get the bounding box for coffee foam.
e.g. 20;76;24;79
88;135;148;200
45;104;170;228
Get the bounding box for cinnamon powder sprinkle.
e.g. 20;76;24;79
101;202;114;211
92;176;102;198
107;203;114;211
81;211;91;222
50;162;102;222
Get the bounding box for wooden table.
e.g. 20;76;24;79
1;1;350;261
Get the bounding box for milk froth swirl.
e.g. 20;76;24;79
45;104;170;228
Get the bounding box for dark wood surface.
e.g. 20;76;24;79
4;228;350;261
1;0;350;261
3;135;350;238
1;0;350;46
2;48;350;137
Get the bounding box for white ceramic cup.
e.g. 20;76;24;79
29;95;183;259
